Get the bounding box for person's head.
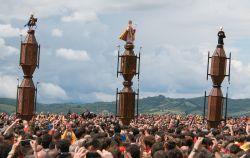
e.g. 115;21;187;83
49;141;56;150
184;137;193;147
0;120;4;128
230;144;241;154
114;125;121;133
195;149;214;158
41;133;52;149
153;150;168;158
165;140;176;151
65;131;73;142
56;139;70;153
127;133;136;143
143;135;155;149
35;130;42;137
3;133;14;144
155;132;164;142
243;152;250;158
36;137;42;145
126;144;140;158
86;152;101;158
66;124;71;131
151;142;164;156
75;127;85;139
167;148;183;158
111;148;121;158
0;144;12;158
85;138;100;151
113;134;122;146
100;137;112;150
19;143;34;157
132;128;139;136
180;146;189;157
53;131;61;141
223;126;231;135
236;150;247;158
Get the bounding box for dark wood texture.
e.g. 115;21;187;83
17;29;38;121
207;42;228;128
120;55;137;81
207;87;223;128
118;43;137;125
210;47;227;85
17;78;35;121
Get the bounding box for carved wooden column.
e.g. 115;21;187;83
17;16;40;121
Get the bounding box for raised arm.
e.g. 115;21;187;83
227;124;234;136
188;137;203;158
30;140;38;158
246;123;250;135
7;136;22;158
3;119;20;135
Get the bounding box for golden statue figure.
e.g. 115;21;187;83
119;20;136;43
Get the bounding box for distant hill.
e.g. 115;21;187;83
0;95;250;116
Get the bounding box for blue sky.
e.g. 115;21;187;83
0;0;250;103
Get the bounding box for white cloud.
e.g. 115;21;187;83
228;59;250;98
231;60;243;72
38;82;69;103
56;48;90;61
0;0;168;23
94;92;114;102
141;44;207;94
51;28;63;37
0;38;18;59
0;24;26;38
2;0;250;103
0;73;17;98
61;11;98;22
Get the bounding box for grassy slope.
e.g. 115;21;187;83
0;96;249;116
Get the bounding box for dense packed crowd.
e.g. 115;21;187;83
0;112;249;158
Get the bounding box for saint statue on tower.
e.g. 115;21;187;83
217;26;226;46
119;20;136;44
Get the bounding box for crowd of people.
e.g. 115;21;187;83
0;112;249;158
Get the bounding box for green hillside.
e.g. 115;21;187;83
0;95;250;116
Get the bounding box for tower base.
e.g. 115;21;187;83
207;120;220;129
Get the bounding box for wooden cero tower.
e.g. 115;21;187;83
17;15;40;121
204;28;231;128
116;21;140;125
